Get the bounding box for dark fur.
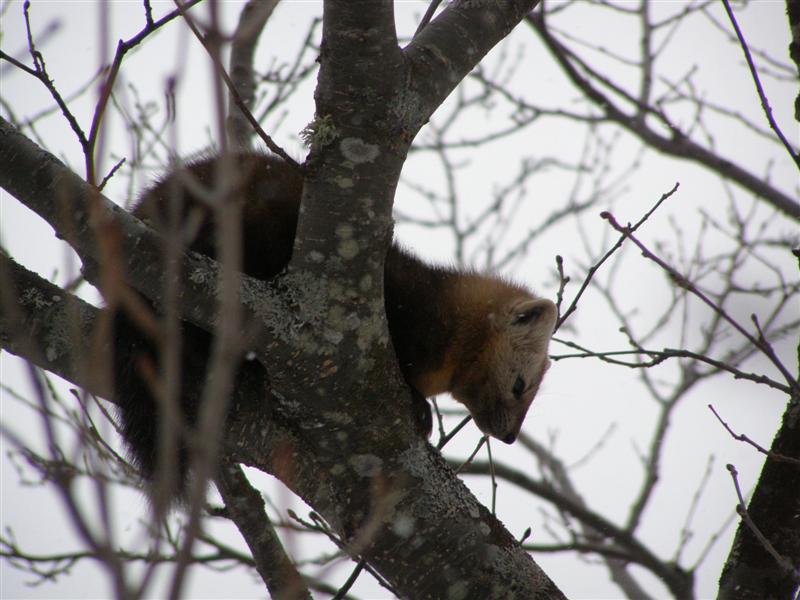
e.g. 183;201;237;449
113;152;555;496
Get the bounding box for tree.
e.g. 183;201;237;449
1;1;798;599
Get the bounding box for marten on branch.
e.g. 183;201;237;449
112;151;557;494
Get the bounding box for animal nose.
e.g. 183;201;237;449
502;432;516;444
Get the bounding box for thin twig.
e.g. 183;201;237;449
550;337;792;394
710;406;800;465
556;182;679;331
437;415;472;450
720;0;800;169
414;0;444;37
22;1;88;149
288;512;399;598
456;436;488;473
725;464;799;580
174;0;300;170
331;558;367;600
602;211;798;393
486;439;498;515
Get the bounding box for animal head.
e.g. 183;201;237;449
451;296;557;444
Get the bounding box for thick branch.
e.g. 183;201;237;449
216;461;312;600
457;459;694;599
0;254;107;398
404;0;541;135
0;116;287;364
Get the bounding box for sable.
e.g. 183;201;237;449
113;152;557;497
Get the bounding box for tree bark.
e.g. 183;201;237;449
717;397;800;600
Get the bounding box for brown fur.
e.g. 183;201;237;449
114;151;557;489
407;270;556;442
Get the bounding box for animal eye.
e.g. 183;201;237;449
514;307;541;325
512;376;525;398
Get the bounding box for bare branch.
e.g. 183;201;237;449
601;210;798;392
0;253;108;399
720;0;800;168
174;0;299;168
527;13;800;221
456;458;695;599
710;405;800;466
556;183;679;330
226;0;280;147
216;461;312;600
718;397;800;598
403;0;542;134
723;465;800;590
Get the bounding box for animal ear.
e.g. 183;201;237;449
511;298;556;327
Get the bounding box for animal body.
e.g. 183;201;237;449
113;152;557;490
